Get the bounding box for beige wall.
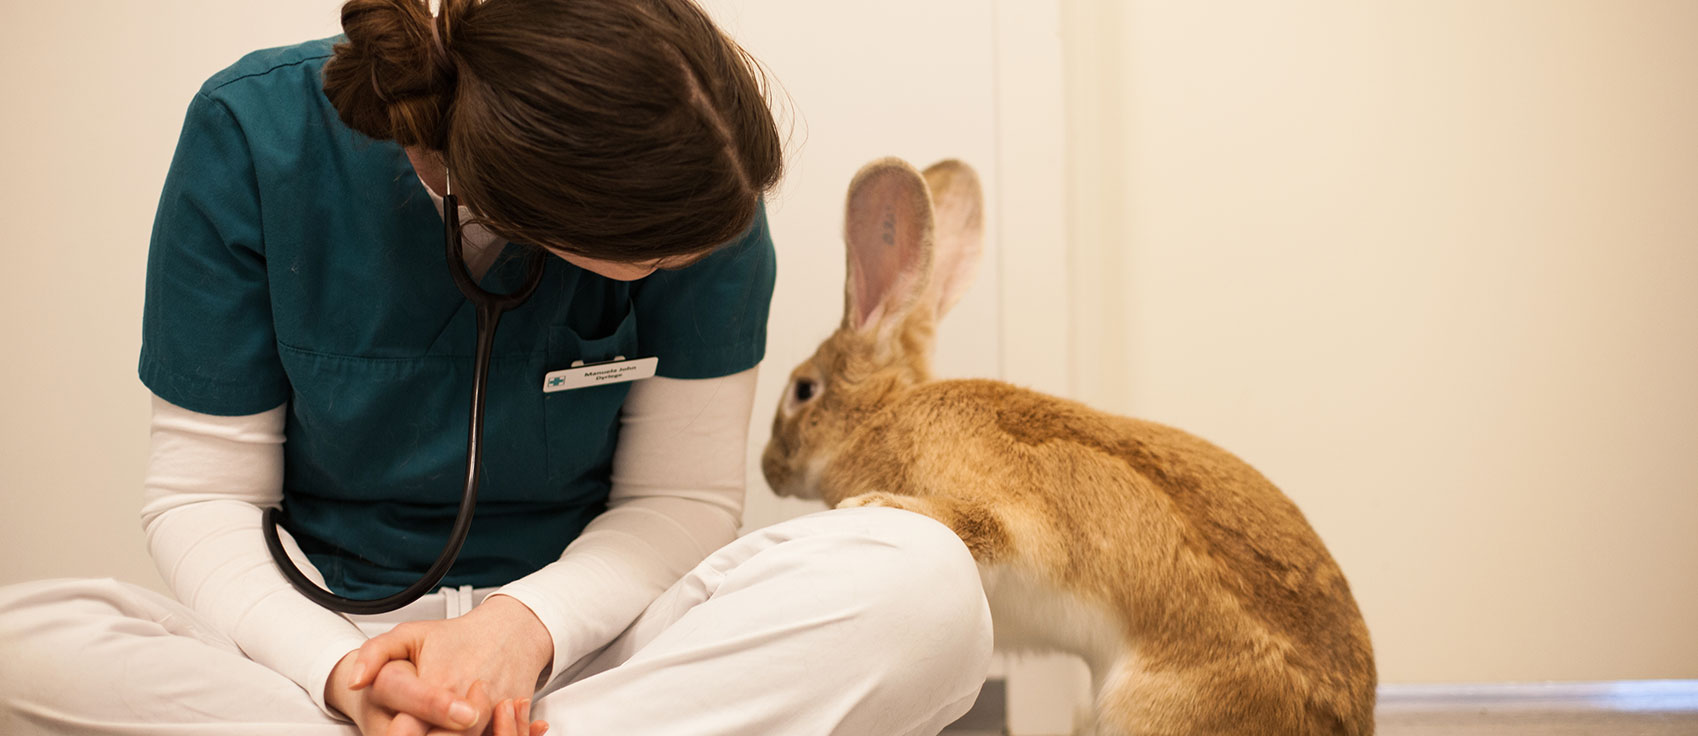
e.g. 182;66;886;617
0;1;347;589
1063;0;1698;684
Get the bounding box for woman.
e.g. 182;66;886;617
0;1;991;734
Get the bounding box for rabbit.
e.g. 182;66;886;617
760;157;1376;735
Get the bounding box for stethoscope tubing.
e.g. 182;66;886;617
263;191;545;614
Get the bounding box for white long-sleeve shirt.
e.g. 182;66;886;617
141;366;756;717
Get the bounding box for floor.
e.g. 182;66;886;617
939;679;1698;735
938;678;1005;736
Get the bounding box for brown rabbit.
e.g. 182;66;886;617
761;157;1376;735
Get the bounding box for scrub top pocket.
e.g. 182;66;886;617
542;303;641;491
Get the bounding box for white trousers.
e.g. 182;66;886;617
0;508;993;736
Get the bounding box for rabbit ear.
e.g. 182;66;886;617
921;159;984;320
843;158;935;336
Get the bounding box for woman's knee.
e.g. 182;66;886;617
721;506;995;673
802;507;994;670
0;578;135;723
807;507;995;727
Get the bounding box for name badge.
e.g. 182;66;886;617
542;356;659;393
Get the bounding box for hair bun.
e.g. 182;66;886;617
323;0;460;148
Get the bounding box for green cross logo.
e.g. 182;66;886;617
547;376;565;388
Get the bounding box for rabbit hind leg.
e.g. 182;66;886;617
1089;660;1232;736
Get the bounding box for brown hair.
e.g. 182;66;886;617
322;0;783;261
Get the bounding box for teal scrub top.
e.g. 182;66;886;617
139;39;776;598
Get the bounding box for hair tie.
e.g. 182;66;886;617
427;0;456;77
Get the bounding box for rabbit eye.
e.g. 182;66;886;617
793;378;817;403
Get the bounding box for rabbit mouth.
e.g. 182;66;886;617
760;447;832;501
760;444;803;499
764;468;820;500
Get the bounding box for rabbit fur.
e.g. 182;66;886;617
760;157;1376;735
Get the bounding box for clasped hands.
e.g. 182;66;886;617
326;595;554;736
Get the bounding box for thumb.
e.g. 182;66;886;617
353;628;423;690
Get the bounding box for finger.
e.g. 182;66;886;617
465;679;495;719
354;630;422;689
516;698;532;736
462;680;495;736
385;711;431;736
530;720;550;736
490;699;516;736
358;710;394;736
370;659;482;731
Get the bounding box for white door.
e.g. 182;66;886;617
707;3;1079;732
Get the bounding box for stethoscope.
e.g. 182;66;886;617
263;170;547;614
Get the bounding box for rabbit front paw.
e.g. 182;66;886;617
836;491;1007;561
835;491;920;512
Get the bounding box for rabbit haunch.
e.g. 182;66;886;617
760;157;1375;735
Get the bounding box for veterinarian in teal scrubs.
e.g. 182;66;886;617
0;2;992;735
140;38;776;597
